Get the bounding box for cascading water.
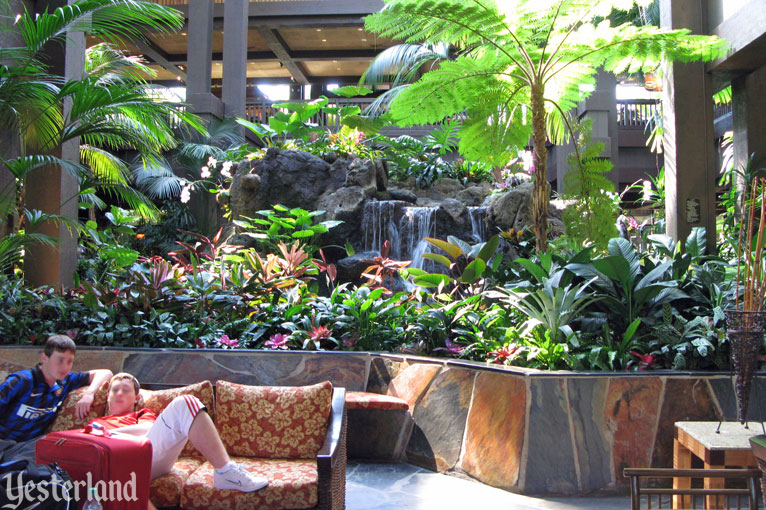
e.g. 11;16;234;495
468;206;489;243
400;207;435;270
362;201;435;270
362;201;401;257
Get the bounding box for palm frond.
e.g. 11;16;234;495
80;145;131;184
19;0;183;57
361;43;450;87
93;180;160;221
85;42;154;85
131;156;183;200
3;154;85;182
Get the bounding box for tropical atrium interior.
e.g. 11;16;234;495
2;0;766;508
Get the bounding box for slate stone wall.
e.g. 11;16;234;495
365;355;766;496
2;346;763;496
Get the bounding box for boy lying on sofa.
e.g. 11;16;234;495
89;373;269;502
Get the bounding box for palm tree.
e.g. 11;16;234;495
0;0;205;273
364;0;727;252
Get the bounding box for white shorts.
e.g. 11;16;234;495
146;395;205;479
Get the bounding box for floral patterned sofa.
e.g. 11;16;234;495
49;379;347;510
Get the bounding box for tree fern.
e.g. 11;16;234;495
365;0;728;252
561;119;619;251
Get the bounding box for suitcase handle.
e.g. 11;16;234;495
83;423;112;437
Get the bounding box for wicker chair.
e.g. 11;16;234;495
316;387;347;510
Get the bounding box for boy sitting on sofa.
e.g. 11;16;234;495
90;372;268;494
0;335;113;463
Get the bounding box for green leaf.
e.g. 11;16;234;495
422;252;453;268
413;273;450;287
476;235;499;262
516;258;548;283
685;227;706;258
592;256;632;290
425;237;462;259
624;319;642;343
460;258;486;284
332;86;373;98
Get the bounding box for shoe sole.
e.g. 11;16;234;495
215;480;269;493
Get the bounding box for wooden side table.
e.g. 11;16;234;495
673;421;758;509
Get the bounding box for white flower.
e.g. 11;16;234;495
207;156;217;168
180;184;191;203
220;161;233;179
200;165;211;179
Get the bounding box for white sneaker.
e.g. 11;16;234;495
213;463;269;492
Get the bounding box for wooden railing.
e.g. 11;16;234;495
244;97;376;127
616;99;660;128
714;101;733;119
238;98;730;133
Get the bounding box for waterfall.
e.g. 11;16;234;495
401;207;435;270
362;202;436;269
362;201;401;257
468;206;489;243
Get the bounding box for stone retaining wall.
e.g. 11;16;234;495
1;346;763;496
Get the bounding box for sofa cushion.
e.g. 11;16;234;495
48;381;109;432
142;381;215;457
149;456;205;508
180;457;318;510
216;381;332;459
345;391;409;411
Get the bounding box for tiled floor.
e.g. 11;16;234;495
346;462;630;509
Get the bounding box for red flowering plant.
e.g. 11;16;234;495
282;314;339;350
488;343;523;365
360;240;411;293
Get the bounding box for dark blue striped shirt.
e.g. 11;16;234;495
0;365;90;441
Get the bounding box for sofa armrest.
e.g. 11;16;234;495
316;387;346;510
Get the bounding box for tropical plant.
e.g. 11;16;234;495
364;0;728;252
577;317;642;370
407;234;500;297
360;240;411;291
561;119;619;251
0;0;204;276
360;42;452;117
567;237;686;337
233;204;342;257
734;176;766;311
717;155;765;260
648;303;726;370
493;270;599;344
131;116;247;203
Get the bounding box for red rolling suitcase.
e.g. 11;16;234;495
35;427;152;510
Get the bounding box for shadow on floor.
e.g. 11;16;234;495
346;462;631;509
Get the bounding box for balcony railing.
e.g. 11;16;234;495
244;98;376;127
616;99;660;128
240;98;731;132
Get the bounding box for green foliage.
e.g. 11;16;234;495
408;235;500;297
376;120;477;188
0;0;205;276
364;0;728;251
561;119;619;251
233;204;342;257
649;304;726;370
238;88;377;149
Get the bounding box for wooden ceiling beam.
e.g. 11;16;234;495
256;28;309;84
165;49;378;65
134;39;186;81
174;0;383;19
